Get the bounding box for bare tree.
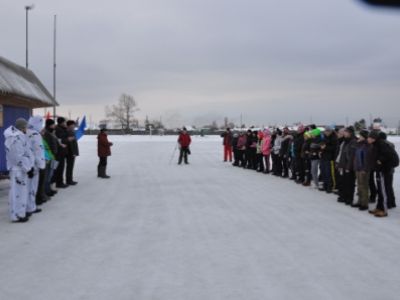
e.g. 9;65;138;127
106;93;139;133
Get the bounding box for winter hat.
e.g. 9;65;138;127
368;130;379;140
324;125;334;133
57;117;66;125
28;116;44;132
66;120;76;127
46;119;55;128
15;118;28;131
264;128;271;136
359;130;369;139
378;131;387;140
345;126;355;135
297;124;305;133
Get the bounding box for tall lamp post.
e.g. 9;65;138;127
25;4;34;69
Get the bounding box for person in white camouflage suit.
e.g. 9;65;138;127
4;118;34;223
26;116;46;216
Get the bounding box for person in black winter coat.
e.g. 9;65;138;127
336;127;357;205
293;126;305;184
65;120;79;185
53;117;69;188
319;126;338;193
280;127;292;178
368;131;399;217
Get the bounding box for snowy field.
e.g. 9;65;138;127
0;135;400;300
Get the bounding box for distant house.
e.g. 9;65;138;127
0;56;57;174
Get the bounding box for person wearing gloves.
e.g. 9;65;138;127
26;116;46;215
4;118;34;223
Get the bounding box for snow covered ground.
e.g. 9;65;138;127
0;135;400;300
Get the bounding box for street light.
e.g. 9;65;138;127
25;4;35;69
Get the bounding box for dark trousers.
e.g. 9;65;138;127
233;149;240;166
53;156;66;185
178;147;189;164
339;171;355;204
282;156;289;177
263;155;271;173
238;150;245;167
376;169;396;211
36;167;47;205
304;158;311;183
66;156;76;184
295;157;305;182
369;171;377;203
320;160;334;192
99;156;108;167
272;154;282;176
256;153;264;171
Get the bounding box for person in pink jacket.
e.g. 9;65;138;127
262;128;272;173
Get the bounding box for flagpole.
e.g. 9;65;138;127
52;14;57;118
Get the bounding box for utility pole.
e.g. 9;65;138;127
25;4;35;69
53;15;57;118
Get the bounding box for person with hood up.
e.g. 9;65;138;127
261;128;272;174
4;118;34;223
26;116;46;215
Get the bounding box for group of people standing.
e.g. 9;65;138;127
4;116;79;223
222;125;399;218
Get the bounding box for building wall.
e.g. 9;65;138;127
0;105;31;174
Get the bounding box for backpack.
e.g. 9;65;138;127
385;141;399;168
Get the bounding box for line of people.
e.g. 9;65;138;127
221;125;399;218
4;116;79;223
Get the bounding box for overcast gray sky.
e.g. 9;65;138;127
1;0;400;127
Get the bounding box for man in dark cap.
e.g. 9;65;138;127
65;120;79;185
53;117;69;188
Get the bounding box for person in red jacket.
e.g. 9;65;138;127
178;127;192;165
221;128;233;162
97;127;113;178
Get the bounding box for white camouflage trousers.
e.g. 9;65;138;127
27;168;39;213
9;169;29;221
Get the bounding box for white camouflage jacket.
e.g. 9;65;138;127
4;126;34;172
